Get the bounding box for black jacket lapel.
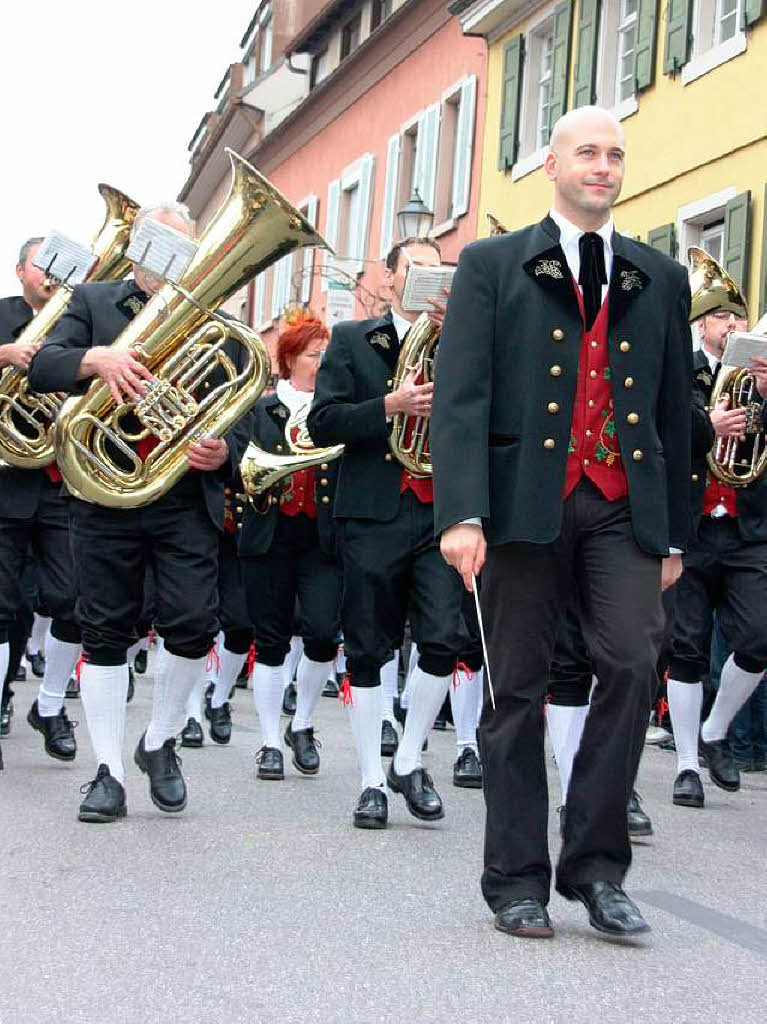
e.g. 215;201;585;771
265;397;289;434
608;235;651;329
115;280;149;322
365;317;400;372
523;217;580;317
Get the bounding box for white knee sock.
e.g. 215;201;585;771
212;646;247;708
293;655;333;731
546;703;589;803
348;685;385;790
253;662;286;748
702;656;764;742
474;667;484;730
284;636;303;688
400;644;419;709
184;671;207;724
0;643;9;693
138;634;150;652
80;663;129;783
37;636;82;717
145;652;206;751
450;667;482;752
668;679;703;774
394;667;450;775
28;614;51;657
127;639;142;667
336;646;346;675
380;652;400;724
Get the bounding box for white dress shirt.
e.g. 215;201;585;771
548;208;614;303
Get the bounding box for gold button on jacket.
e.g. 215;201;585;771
548;402;559;414
551;328;564;341
627;413;639;424
632;450;643;462
619;341;631;352
543;438;555;450
550;365;562;377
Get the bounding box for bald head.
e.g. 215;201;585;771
545;106;626;230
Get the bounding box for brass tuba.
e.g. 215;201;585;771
388;312;440;478
688;246;766;486
55;150;330;508
0;184;139;468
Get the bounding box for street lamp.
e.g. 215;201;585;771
396;189;434;240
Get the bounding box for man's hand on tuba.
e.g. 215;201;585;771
78;346;154;406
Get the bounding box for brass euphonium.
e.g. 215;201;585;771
0;184;139;468
388;312;440;478
55;150;329;508
688;246;766;486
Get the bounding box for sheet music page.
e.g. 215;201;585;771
33;232;95;285
126;220;198;284
401;265;456;312
722;331;767;367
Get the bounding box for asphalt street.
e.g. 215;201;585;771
1;656;765;1024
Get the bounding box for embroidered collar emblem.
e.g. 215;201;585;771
123;295;146;316
620;270;643;293
370;331;391;350
534;259;564;280
696;370;712;386
274;405;288;419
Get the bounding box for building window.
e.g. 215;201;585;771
716;0;739;43
517;14;556;162
341;13;362;60
310;49;330;88
535;32;555;151
682;0;747;84
433;77;477;228
295;196;319;304
371;0;393;31
700;219;725;263
615;0;639;104
592;0;640;113
260;12;273;72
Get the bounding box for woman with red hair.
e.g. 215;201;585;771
238;309;341;782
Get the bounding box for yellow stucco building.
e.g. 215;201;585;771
451;0;767;319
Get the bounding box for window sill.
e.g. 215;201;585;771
611;95;638;121
511;146;547;182
681;32;747;85
431;218;458;239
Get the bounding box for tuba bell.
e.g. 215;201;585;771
387;311;440;478
688;246;766;486
0;184;139;468
55;150;330;508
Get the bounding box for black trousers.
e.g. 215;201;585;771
242;513;340;667
670;517;767;680
71;487;219;664
480;480;663;910
339;490;467;686
459;588;484;674
218;530;254;655
0;479;79;644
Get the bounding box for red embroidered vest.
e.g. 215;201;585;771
280;466;319;519
702;473;738;518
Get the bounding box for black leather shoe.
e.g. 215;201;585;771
134;733;187;813
323;677;339;697
15;665;26;682
558;881;650;936
673;769;704;807
627;790;653;837
27;700;76;761
65;674;80;698
453;746;482;788
353;786;388;829
78;764;127;823
699;734;740;791
387;762;444;821
558;805;566;837
285;722;320;774
236;659;250;688
126;668;135;704
133;648;148;674
495;899;554;938
209;702;232;744
282;682;297;716
204;682;214;721
1;695;12;736
255;745;284;780
180;717;204;748
28;652;45;678
381;719;399;757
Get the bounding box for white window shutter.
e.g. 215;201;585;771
380;134;400;259
322;179;341;292
283;252;294;308
352;154;375;273
301;194;318;304
253;273;265;327
451;75;477;219
270;258;283;320
419;103;441;213
411;112;426;202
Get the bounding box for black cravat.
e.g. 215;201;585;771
578;232;607;330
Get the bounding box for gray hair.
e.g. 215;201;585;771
130;202;194;242
17;236;44;268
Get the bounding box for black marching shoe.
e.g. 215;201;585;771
627;791;653;837
235;659;250;689
204;682;214;721
387;762;444;821
380;719;399;757
126;668;135;704
209;702;232;744
453;746;482;788
255;745;284;780
133;648;148;675
134;733;187;813
322;677;339;697
699;734;740;792
1;694;13;736
15;664;26;682
495;899;554;939
28;651;45;678
558;881;650;936
78;764;127;823
65;674;80;698
285;722;320;775
353;787;388;829
27;700;77;761
282;682;297;716
673;769;704;807
180;717;204;748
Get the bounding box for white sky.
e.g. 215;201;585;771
0;1;256;297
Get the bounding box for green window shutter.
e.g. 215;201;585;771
648;223;676;257
744;0;765;26
498;35;524;172
759;185;767;319
723;190;751;292
634;0;659;92
573;0;600;108
546;1;573;136
663;0;693;74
